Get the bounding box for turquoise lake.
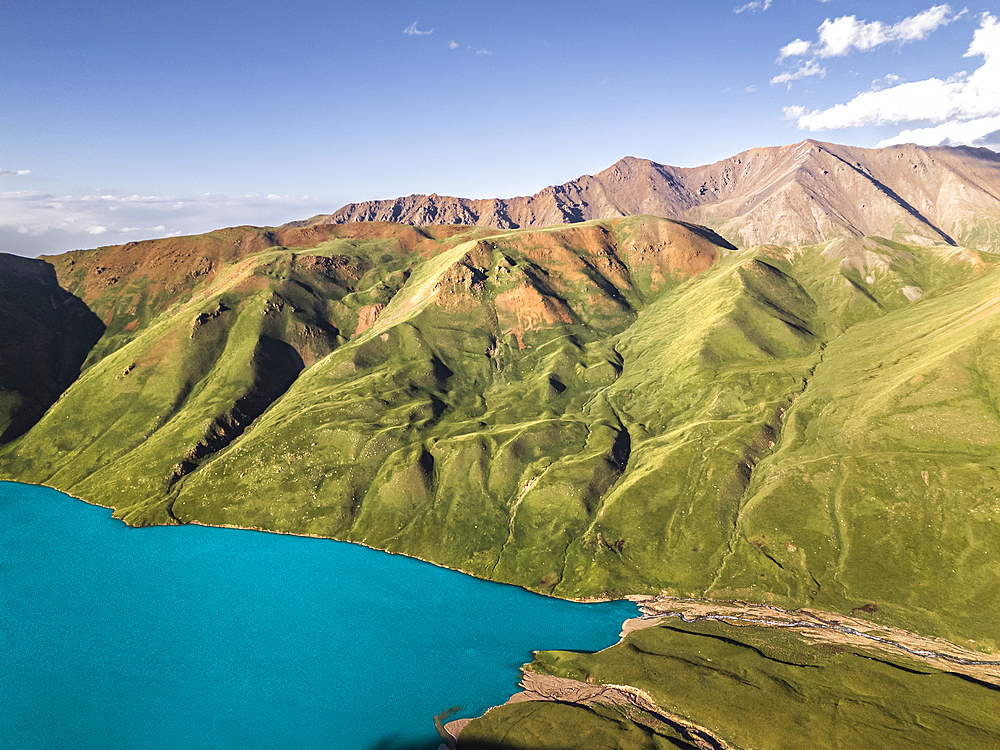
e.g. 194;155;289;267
0;481;637;749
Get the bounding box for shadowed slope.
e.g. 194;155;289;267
0;254;104;441
40;222;464;367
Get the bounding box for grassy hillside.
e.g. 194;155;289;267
5;215;1000;748
2;218;999;652
460;617;1000;749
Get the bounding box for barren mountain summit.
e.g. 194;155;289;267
324;140;1000;249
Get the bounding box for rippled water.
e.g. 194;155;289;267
0;481;636;749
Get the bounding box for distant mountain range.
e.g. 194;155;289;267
323;139;1000;249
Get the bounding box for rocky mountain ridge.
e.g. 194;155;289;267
324;140;1000;249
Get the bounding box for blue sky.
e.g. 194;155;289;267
2;0;998;256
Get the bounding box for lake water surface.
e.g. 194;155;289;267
0;481;637;749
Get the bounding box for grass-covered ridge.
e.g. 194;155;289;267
2;217;999;652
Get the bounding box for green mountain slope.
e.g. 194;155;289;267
2;217;999;650
5;214;1000;749
710;255;1000;643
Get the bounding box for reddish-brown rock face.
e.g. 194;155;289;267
325;140;1000;249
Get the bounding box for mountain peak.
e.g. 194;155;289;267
325;141;1000;248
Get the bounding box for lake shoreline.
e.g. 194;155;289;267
2;480;642;750
11;479;998;748
0;478;639;606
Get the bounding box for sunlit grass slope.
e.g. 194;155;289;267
461;619;1000;749
2;218;998;648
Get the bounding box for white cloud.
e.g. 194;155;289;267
448;40;460;49
778;38;813;60
773;5;965;89
787;13;1000;148
476;48;492;57
403;21;433;36
0;190;332;257
734;0;772;13
780;4;963;59
771;60;827;86
0;169;30;176
877;114;1000;147
967;10;997;57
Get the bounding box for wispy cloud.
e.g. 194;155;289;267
734;0;772;13
773;4;965;90
870;73;902;92
784;13;1000;149
0;169;31;176
0;190;331;257
446;40;492;56
771;60;826;86
403;21;434;36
